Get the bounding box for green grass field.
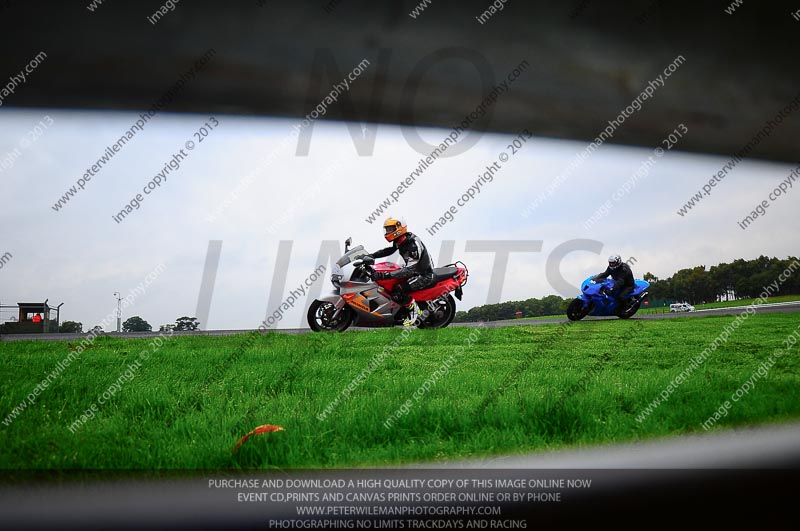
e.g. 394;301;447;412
1;312;799;471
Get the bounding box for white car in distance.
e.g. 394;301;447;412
670;302;696;312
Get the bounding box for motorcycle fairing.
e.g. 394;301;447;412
576;277;650;316
372;262;467;302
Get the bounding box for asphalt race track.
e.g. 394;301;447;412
455;300;800;328
2;301;799;342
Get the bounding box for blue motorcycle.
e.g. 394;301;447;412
566;277;650;321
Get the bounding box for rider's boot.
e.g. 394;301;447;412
402;300;423;327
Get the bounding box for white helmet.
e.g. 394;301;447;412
608;254;622;269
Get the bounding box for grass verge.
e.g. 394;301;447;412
1;312;798;471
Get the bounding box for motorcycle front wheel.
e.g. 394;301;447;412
566;299;591;321
307;300;354;332
417;294;457;329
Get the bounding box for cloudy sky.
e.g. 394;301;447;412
0;107;797;330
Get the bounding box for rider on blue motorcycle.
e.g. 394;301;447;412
368;216;435;327
592;254;635;312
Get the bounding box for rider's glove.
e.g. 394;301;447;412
373;271;389;280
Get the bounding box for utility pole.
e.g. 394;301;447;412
114;292;122;332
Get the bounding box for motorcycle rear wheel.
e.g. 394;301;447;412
307;300;354;332
618;301;641;319
417;294;456;329
567;299;591;321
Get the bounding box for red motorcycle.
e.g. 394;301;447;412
307;238;468;331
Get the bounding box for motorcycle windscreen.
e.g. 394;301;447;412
336;245;367;267
633;279;650;295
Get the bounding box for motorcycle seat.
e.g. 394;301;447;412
431;266;459;283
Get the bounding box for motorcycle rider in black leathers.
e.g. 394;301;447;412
593;254;635;313
368;217;435;327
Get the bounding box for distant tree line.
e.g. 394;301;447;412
55;316;201;334
159;316;200;332
115;316;200;333
455;295;568;323
59;321;83;333
2;315;201;335
644;255;800;305
124;315;200;333
454;255;800;322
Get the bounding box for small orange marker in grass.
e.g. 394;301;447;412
232;424;285;452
